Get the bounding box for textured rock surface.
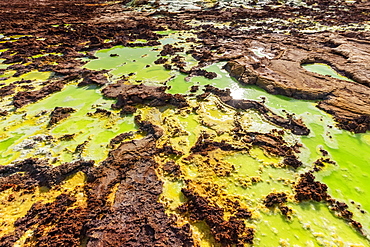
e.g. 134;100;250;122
223;33;370;132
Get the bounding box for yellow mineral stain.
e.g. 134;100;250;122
106;183;120;206
0;70;51;87
249;146;282;165
0;171;86;237
191;221;220;247
159;180;186;212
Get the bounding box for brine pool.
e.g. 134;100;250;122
0;32;370;246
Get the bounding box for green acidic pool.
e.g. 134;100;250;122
1;31;370;246
302;63;355;82
83;36;370;245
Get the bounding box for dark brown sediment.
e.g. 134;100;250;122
294;171;364;234
102;83;189;109
178;188;255;246
48;107;76;126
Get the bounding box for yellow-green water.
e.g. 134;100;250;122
302;63;355;82
1;31;370;246
0;84;137;164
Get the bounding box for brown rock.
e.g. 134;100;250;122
49;107;76;126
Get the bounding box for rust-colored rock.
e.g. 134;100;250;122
264;192;287;208
13;81;65;108
0;84;16;97
294;172;328;202
102;83;189;109
48;107;76;126
178;188;255;246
